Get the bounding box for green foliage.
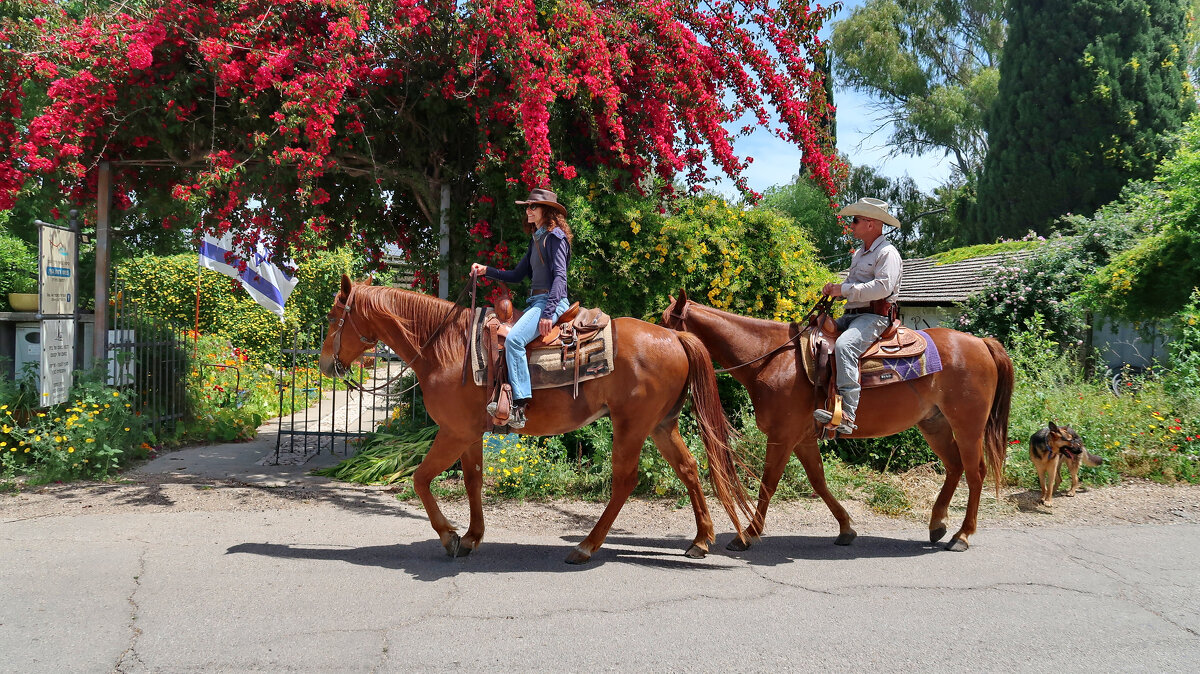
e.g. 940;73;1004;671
0;373;154;483
955;245;1090;348
823;428;937;473
1163;289;1200;396
562;181;834;322
0;230;37;294
113;249;358;363
1085;120;1200;321
930;239;1039;265
314;425;439;485
973;0;1195;242
831;0;1005;179
1003;319;1200;487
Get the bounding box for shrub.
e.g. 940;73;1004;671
0;232;37;295
0;373;154;483
113;249;360;363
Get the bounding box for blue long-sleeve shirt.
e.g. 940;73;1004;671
484;227;570;320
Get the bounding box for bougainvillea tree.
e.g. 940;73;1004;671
1;0;838;282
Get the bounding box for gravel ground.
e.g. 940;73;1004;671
3;472;1198;536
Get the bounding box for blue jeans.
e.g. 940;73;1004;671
833;312;891;423
507;295;571;401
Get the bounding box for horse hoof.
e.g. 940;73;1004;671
564;546;591;565
684;544;708;559
929;525;947;543
834;530;857;546
725;536;752;552
444;533;462;557
945;537;969;552
454;541;474;557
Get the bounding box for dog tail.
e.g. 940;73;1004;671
1083;451;1105;467
983;338;1014;496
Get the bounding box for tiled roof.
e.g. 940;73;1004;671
896;249;1039;305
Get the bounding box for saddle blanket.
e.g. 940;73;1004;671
468;308;616;390
802;328;943;388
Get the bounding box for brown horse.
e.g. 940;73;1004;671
319;276;752;563
662;290;1013;551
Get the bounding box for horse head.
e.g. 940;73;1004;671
661;287;691;329
319;274;378;378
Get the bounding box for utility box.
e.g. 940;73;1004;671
13;322;40;381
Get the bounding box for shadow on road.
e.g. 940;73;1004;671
716;532;946;566
226;536;723;580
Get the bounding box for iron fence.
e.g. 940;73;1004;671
273;324;421;464
109;292;189;440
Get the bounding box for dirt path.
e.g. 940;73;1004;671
4;474;1198;537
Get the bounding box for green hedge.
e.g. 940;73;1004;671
113;249;359;363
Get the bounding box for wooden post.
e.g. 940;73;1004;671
93;161;111;367
438;182;450;299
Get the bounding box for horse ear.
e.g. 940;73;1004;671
340;274;353;297
679;287;689;303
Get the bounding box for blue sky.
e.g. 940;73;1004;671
710;1;952;199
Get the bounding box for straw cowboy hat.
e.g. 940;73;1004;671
838;197;900;229
515;188;567;217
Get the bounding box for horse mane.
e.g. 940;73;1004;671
352;284;472;367
690;301;798;334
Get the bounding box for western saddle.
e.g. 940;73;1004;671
481;286;610;428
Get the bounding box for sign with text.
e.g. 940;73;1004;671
39;224;76;315
40;319;74;406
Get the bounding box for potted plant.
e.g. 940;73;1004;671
0;233;39;311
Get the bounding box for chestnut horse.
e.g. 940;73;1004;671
319;276;752;563
662;291;1013;551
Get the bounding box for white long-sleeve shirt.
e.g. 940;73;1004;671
840;235;902;309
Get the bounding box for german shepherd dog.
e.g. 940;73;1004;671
1030;421;1104;506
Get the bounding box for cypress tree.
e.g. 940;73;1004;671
970;0;1195;243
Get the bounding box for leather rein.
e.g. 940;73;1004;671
665;296;830;374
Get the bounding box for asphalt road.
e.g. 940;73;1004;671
3;493;1198;673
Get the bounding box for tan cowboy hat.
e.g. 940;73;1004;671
838;197;900;229
515;188;567;217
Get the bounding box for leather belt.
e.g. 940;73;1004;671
530;289;548;295
845;307;873;315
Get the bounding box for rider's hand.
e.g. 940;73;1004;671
822;282;843;297
538;318;552;336
470;263;488;277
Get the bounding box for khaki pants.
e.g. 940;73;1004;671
833;312;891;423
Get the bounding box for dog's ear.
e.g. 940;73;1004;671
1048;420;1060;435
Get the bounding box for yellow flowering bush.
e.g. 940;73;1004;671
562;180;834;322
0;378;152;483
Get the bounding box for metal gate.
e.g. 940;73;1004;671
109;291;188;439
273;324;421;464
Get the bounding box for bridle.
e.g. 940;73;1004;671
327;284;379;378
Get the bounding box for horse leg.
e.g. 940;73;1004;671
459;437;486;554
793;438;857;546
917;416;963;544
566;421;649;565
725;436;789;551
649;423;714;559
412;430;473;557
945;427;987;552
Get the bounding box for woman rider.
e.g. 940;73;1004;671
470;188;573;429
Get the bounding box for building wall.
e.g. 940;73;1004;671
899;305;958;331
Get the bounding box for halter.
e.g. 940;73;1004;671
327;285;379;378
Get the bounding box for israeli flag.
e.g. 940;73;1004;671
199;233;298;322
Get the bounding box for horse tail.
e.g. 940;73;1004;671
983;337;1014;496
675;330;755;534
